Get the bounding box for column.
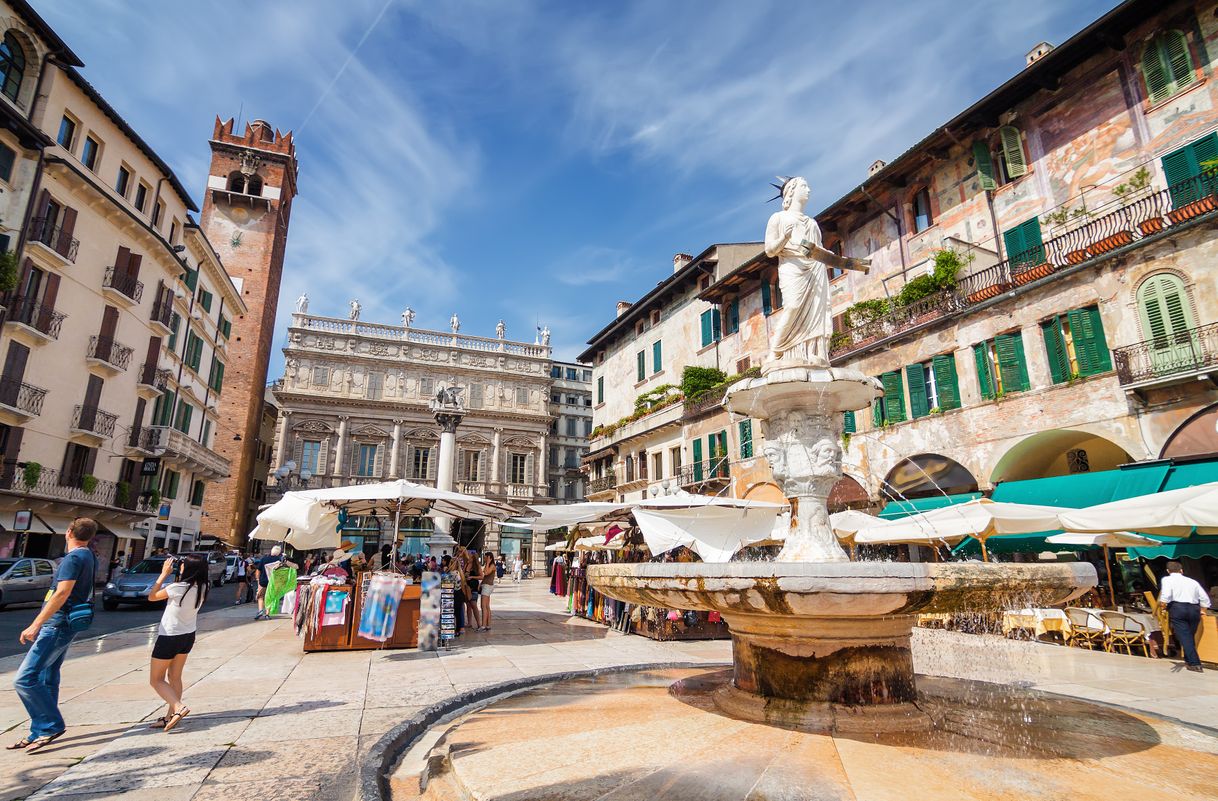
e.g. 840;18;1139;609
491;427;503;493
275;410;291;467
389;419;403;478
536;435;548;497
429;408;463;556
333;416;349;479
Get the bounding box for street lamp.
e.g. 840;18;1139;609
274;460;313;492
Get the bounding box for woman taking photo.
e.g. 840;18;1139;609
479;551;496;631
147;554;208;732
456;547;482;632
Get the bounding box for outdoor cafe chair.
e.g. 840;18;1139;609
1144;590;1172;653
1064;607;1106;650
1099;611;1150;657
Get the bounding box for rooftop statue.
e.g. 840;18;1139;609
349;299;362;321
295;292;309;314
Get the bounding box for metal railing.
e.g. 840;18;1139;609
830;171;1218;362
6;296;66;339
151;293;174;329
589;474;616;493
677;458;730;486
29;215;79;262
137;362;171;389
683;388;728;418
148;425;231;478
126;425;160;453
71;404;117;437
103;267;144;302
87;336;133;370
1113;320;1218;386
0;377;46;416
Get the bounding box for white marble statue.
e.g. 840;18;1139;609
401;307;415;328
540;325;551;347
496;320;506;339
349;299;362;321
295;292;309;314
764;177;870;367
450;313;460;334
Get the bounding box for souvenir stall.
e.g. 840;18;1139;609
252;479;513;652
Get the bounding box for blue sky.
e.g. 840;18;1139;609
38;0;1116;367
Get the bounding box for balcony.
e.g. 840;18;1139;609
677;458;730;488
86;336;133;374
1113;321;1218;393
588;474;616;494
0;377;47;422
0;463;154;515
28;215;79;263
70;404;118;441
125;425;161;456
150;294;174;334
457;480;486;495
6;296;65;342
102;267;144;304
136;362;171;396
147;425;230;480
830;171;1218;363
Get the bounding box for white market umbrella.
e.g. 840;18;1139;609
1046;531;1166;607
543;541;571;552
1058;481;1218;536
852;498;1066;561
301;479;515;519
631;501;786;562
250;494;342;550
830;509;884;540
521;502;633;532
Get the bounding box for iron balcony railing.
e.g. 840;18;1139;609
29;215;79;262
126;425;161;453
103;267;144;303
589;474;616;493
678;457;730;486
684;388;728;419
87;335;133;371
151;294;174;329
7;296;66;339
831;170;1218;361
71;404;118;438
0;377;46;416
137;362;171;389
1113;320;1218;386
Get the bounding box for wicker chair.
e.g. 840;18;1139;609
1065;607;1107;650
1099;611;1149;656
1144;590;1171;653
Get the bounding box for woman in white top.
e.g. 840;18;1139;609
146;553;208;730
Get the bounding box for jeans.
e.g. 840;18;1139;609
1168;602;1202;666
14;621;77;738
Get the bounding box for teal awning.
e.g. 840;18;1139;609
1161;460;1218;492
1128;535;1218;559
879;492;982;520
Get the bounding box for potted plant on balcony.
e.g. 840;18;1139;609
1012;260;1055;286
1041;208;1071;238
1167;193;1218;224
0;250;17;294
115;480;130;508
80;474;98;495
967;281;1009;303
22;461;41;487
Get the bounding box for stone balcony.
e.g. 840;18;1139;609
291;312;551;358
148;425;230;480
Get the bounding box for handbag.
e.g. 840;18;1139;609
65;551;97;632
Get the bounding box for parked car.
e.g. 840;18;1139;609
102;556;169;610
0;558;57;610
180;551;227;587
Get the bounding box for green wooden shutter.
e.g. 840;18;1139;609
1162;146;1197;207
1165;30;1195;92
843;410;856;434
973;141;996;190
1066;308;1096;376
931;354;961;410
700;310;713;346
973;343;994;399
872;399;883;427
1020;217;1044;264
905;364;929;418
995;333;1029;392
715;431;728;476
636;350;645;381
652;340;662;373
1074;306;1112;374
999;126;1027;178
761;281;772;315
1139;275;1193;342
728;299;740;333
1191;133;1218;196
739;419;754;458
712;308;722;341
1041;318;1070;384
692;438;704;481
1002;223;1026;265
1142;37;1171;103
881;371;905;423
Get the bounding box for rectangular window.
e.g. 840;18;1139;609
725;299;740;335
208;357;225;393
116;166;131;197
583;369;592;382
152;200;163;227
301;440;321;474
173;401;193;434
652;452;663;479
738;419;754;459
312;366;329;386
709;431;728;477
566;367;577;380
153;389;174;427
201;418;211;447
913;188;934;232
169;220;178;244
596;376;604;404
468;382;483;408
167;313;181;350
1002;217;1045;268
843;411;856;433
973;332;1030;399
0;143;14;183
1162;132;1218;208
509;452;527;485
1041;306;1113;383
636;350;646;381
652;340;662;374
670;446;682;471
357;443;377;477
412;447;431;479
134;182;148;212
566;417;577;436
873;371;906;425
551;365;561;378
196;288;213;312
366;371;384;400
190;480;205;506
57;115;76;149
699;308;722;347
464;450;481;481
185;331;203;371
163;469;180;500
219;316;231;338
420;377;434;395
81;136;99;170
516;386;529;405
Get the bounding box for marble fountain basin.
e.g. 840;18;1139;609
588;560;1097;733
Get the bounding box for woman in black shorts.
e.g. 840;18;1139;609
146;553;208;731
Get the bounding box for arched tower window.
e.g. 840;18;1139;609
0;31;27;103
246;174;263;196
226;171;246;193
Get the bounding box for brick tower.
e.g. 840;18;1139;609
200;117;298;545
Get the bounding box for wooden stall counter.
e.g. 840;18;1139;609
303;577;422;652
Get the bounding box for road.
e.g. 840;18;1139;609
0;581;243;659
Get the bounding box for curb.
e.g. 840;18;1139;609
358;660;728;801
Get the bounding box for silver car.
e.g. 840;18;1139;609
179;551;227;587
102;556;169;610
0;558;57;610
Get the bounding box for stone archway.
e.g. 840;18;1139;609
990;429;1133;484
828;474;870;511
1160;402;1218;459
882;454;978;501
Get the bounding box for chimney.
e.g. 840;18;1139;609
868;159;886;177
1026;41;1054;67
616;301;632;318
673;253;693;273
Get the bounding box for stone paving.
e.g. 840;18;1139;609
0;578;1213;800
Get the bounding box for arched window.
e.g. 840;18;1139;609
1137;273;1193;343
226;171;246;193
246;174;263;196
1142;31;1195;105
0;31;26;103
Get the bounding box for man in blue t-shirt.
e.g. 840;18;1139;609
10;517;98;752
253;545;295;621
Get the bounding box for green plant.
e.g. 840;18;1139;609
680;366;727;399
830;331;850;350
148;488;162;508
1042;209;1070;228
1071;206;1091;221
80;474;98;494
0;250;17;294
22;461;41;487
634;384;680;413
928;406;943;416
1129;167;1150;191
841;432;852;450
115;480;131;507
844;298;892;328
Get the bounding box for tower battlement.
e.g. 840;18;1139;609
212;116;296;158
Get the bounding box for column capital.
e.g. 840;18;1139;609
392;418;406;426
338;415;351;422
281;409;293;417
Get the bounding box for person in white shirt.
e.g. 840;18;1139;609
1159;561;1212;672
147;554;209;729
512;555;523;583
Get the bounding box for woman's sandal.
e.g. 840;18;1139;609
148;715;169;729
6;737;33;750
162;708;190;732
24;731;64;753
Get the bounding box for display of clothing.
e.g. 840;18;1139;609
265;566;298;615
358;573;408;642
319;586;350;627
550;558;566;596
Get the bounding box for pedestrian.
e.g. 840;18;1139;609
146;553;208;731
107;550;124;582
233;553;248;604
254;546;295;621
457;546;482;631
479;551;497;631
1159;560;1212;672
512;554;524;583
449;555;468;635
9;517;98;753
495;556;506;580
